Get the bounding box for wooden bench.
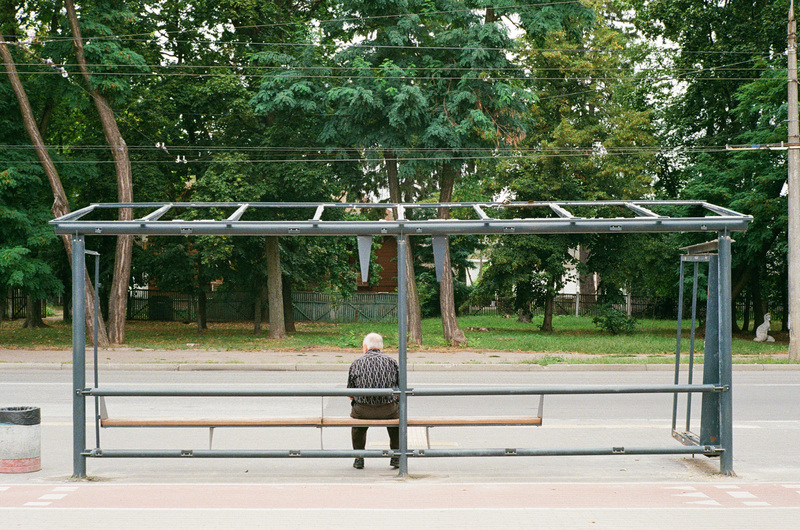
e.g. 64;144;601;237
98;396;544;449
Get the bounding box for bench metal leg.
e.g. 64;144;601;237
209;427;214;450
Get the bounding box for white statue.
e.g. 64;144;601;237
753;313;775;343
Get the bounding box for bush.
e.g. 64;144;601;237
592;305;638;335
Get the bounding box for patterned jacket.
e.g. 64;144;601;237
347;349;399;405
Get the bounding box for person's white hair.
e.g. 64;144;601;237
362;332;384;351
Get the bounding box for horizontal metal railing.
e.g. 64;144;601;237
85;446;721;459
83;384;722;398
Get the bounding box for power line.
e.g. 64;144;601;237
25;34;774;56
6;70;776;82
28;2;586;41
9;63;775;75
10;61;777;73
0;144;759;153
0;146;738;166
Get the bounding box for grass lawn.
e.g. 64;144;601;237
0;314;790;362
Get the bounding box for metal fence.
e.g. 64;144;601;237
2;287;778;326
127;289;254;322
2;289;46;320
123;289;710;324
293;292;397;323
127;289;398;323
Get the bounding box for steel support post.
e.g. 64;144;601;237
717;234;734;475
71;235;87;478
685;263;699;431
701;255;721;446
89;251;101;450
396;235;409;477
672;261;685;431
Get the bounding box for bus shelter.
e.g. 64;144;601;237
51;200;752;478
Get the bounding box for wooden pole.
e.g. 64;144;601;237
788;2;800;361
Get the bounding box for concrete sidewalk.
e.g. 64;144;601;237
0;347;794;371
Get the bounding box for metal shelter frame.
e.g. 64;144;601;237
51;200;752;478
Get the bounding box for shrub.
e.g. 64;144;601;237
592;304;638;335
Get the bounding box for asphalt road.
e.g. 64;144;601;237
2;369;799;528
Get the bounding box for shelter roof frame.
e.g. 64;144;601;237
50;200;752;236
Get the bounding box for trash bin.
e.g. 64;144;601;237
0;407;41;473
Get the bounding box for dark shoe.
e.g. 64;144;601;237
390;456;399;469
353;458;364;469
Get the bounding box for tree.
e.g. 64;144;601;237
475;1;657;328
632;0;790;334
251;4;430;344
681;63;789;332
317;1;586;345
1;25;108;343
64;0;136;344
0;145;63;329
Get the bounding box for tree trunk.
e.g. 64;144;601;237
1;32;109;345
752;270;765;337
63;275;71;322
261;282;269;323
282;276;296;333
265;237;286;339
23;297;47;329
402;238;422;344
254;279;263;335
196;290;207;333
385;151;422;345
742;287;751;333
437;163;467;347
541;291;554;332
65;0;133;345
578;245;595;313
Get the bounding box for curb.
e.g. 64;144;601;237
0;362;798;372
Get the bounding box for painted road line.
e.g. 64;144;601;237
726;491;758;499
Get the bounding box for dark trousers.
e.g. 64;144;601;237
350;402;399;450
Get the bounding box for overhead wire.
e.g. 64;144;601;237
25;36;776;56
0;145;741;166
2;71;777;82
9;62;778;73
29;1;587;41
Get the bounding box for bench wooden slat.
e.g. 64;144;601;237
101;417;324;428
322;417;542;427
410;417;542;426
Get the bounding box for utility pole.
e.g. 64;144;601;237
788;1;800;361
